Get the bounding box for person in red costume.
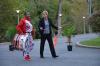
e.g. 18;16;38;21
16;12;34;61
16;12;31;34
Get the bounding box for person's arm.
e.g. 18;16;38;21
16;19;24;34
31;27;36;39
38;19;44;35
49;18;58;30
38;20;42;30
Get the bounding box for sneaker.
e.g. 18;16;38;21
40;56;44;59
24;55;31;61
52;55;59;58
27;55;31;60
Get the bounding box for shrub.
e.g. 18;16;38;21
63;24;75;36
5;26;16;41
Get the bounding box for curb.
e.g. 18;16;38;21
0;42;11;45
76;42;100;49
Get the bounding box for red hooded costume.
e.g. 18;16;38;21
16;16;30;34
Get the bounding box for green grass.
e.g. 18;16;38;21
80;37;100;47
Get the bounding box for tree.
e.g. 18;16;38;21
63;23;75;51
0;0;89;42
88;0;100;32
88;11;100;32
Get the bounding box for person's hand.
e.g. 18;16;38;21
20;32;25;35
55;31;58;35
40;27;46;31
58;26;62;30
40;27;43;30
59;27;62;29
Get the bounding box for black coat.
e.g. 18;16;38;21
38;18;58;35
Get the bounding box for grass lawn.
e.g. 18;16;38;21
80;37;100;47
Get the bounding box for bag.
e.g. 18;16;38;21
53;35;58;47
53;31;58;47
67;45;72;51
11;34;28;51
9;45;14;51
9;34;19;51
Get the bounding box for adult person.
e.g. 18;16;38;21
38;10;58;58
16;11;34;61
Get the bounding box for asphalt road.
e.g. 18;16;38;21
0;33;100;66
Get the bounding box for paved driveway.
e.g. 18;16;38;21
0;33;100;66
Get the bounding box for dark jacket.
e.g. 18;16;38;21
38;18;58;35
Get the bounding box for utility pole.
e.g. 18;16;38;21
16;10;20;24
88;0;92;33
57;0;62;36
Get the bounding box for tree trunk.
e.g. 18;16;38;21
67;36;71;45
67;36;72;51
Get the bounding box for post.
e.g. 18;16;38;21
88;0;92;33
16;10;20;24
83;16;86;34
57;0;62;36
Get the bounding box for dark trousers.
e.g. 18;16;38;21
40;34;56;57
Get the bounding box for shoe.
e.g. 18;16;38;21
40;56;44;58
27;55;31;60
24;55;31;61
24;55;28;61
52;55;59;58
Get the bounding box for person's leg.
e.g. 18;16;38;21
47;34;58;57
29;34;34;51
40;35;46;58
23;37;31;61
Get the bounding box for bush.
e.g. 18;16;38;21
63;24;75;36
5;26;16;41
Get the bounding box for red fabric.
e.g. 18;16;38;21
24;55;31;61
53;35;58;47
16;16;30;34
31;28;36;38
